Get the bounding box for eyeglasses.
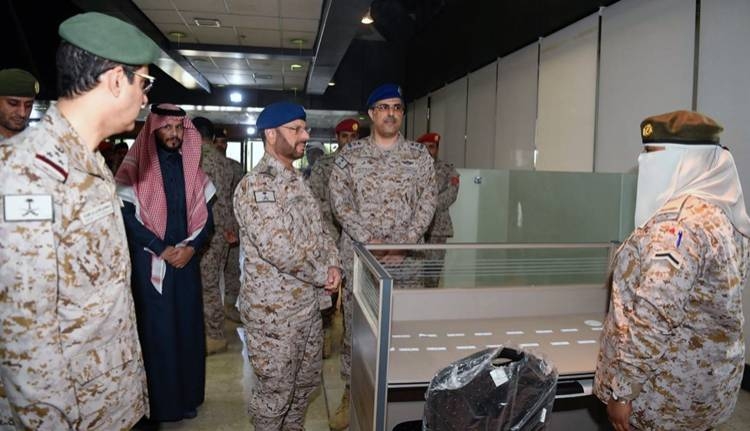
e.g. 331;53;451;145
372;103;404;113
132;71;156;94
280;125;312;135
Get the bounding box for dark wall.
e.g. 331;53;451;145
404;0;619;100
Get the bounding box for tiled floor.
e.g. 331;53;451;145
158;312;750;430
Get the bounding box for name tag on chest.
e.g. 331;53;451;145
3;194;54;221
80;201;114;225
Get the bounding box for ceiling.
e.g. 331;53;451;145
3;0;619;116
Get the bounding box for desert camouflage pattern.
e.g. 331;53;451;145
199;144;235;339
329;134;437;380
224;157;244;307
594;196;750;431
308;154;340;243
233;153;339;429
427;159;459;238
0;106;148;430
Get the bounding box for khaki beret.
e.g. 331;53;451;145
0;69;39;97
641;110;723;145
59;12;160;66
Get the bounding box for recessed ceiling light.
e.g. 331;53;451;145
168;31;186;39
290;38;306;45
194;17;221;27
229;92;242;103
361;8;374;24
290;64;303;71
246;126;257;135
328;82;336;87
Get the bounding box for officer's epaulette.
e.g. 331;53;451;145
34;147;69;183
652;195;690;223
344;140;366;151
257;165;276;179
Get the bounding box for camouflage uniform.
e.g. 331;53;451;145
424;160;459;287
329;134;437;381
308;154;340;243
234;153;340;430
0;106;148;430
224;157;244;309
199;144;235;340
594;196;750;431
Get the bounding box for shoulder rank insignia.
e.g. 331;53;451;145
254;190;276;203
335;156;348;169
35;152;68;182
653;251;681;269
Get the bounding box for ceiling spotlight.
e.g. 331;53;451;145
229;92;242;103
328;81;336;87
361;8;374;24
290;64;303;71
290;38;306;45
168;31;186;39
246;126;257;136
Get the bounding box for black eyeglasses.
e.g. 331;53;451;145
372;103;404;113
132;71;156;94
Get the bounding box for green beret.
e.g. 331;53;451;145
641;110;723;145
0;69;39;97
59;12;160;66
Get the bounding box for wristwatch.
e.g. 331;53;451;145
611;393;631;404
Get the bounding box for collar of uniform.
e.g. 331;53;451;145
258;152;300;181
48;105;111;179
366;132;408;155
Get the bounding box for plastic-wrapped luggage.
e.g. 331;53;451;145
423;346;558;431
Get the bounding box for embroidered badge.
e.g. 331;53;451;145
254;191;276;203
3;194;53;221
80;201;114;225
334;156;348;169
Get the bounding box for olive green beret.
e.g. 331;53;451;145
641;110;723;145
0;69;39;97
58;12;160;66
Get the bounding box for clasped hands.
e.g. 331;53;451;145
161;245;195;269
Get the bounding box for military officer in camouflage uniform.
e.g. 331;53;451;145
0;68;38;141
594;110;750;431
0;12;158;430
328;84;437;430
234;102;342;430
213;128;244;323
417;132;459;287
194;117;236;354
309;118;359;358
309;118;360;244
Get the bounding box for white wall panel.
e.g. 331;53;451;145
466;62;498;168
494;43;539;170
412;97;429;140
696;0;750;363
429;78;467;167
536;13;599;172
595;0;695;172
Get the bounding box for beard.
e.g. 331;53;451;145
276;131;305;161
156;134;183;152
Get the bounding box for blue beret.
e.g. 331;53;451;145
366;83;403;108
257;102;306;131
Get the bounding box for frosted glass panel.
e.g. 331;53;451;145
450;169;636;244
595;0;695;173
429;78;467;167
536;13;598;172
495;43;538;170
466;62;497;169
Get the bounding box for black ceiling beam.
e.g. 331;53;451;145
306;0;373;95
